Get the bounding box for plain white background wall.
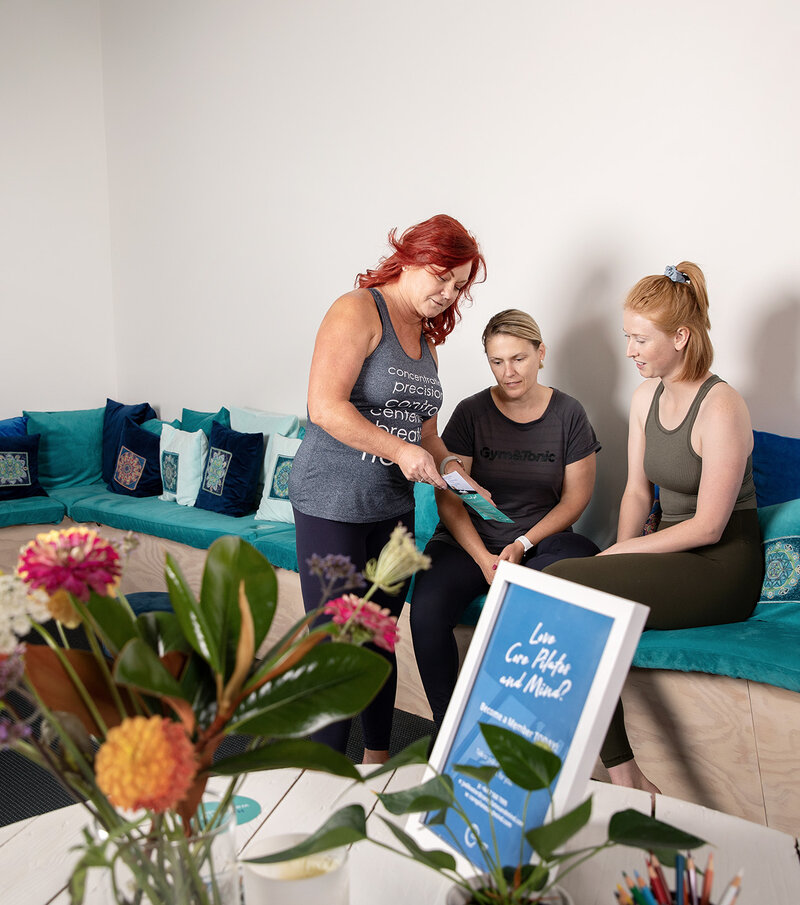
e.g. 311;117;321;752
3;0;799;543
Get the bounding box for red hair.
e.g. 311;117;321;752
356;214;486;345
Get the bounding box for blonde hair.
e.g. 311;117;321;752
482;309;544;368
625;261;713;382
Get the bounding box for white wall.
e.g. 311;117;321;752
3;1;800;543
0;0;115;414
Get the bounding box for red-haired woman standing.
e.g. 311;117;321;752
290;214;486;763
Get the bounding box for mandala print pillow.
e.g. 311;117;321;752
255;433;303;523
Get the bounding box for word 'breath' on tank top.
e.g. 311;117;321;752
644;374;756;524
288;288;442;523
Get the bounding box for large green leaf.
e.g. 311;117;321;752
244;805;367;863
362;736;432;780
480;723;561;791
454;763;499;785
136;610;192;655
377;774;455;815
113;638;189;701
164;554;221;672
378;816;457;871
212;738;361;780
198;536;278;677
607;809;706;851
228;642;390;737
85;591;140;656
525;797;592;858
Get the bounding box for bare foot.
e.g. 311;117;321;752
607;758;661;795
362;748;389;765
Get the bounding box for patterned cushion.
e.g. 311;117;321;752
23;407;104;487
180;407;231;438
255;433;302;523
0;434;47;500
194;422;264;517
752;497;800;619
102;399;158;483
0;415;28;437
229;406;301;483
109;418;163;497
159;425;209;506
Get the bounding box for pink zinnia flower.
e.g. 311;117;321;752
323;594;400;652
17;527;122;605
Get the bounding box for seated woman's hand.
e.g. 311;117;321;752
498;541;525;567
476;550;500;585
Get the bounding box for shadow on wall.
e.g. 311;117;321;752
741;295;800;435
548;264;630;549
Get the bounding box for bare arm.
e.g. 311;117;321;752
307;291;444;486
601;383;753;556
497;452;597;566
614;382;657;545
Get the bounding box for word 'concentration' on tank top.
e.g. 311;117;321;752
644;374;756;524
289;288;442;523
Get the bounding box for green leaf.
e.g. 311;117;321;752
136;610;192;655
362;736;432;780
480;723;562;791
198;536;278;677
244;805;367;863
525;797;592;858
608;809;706;851
85;591;140;656
454;763;499;784
113;638;189;701
229;643;390;736
164;554;221;672
378;815;457;871
212;738;361;780
377;774;455;815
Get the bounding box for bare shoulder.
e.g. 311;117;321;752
701;380;753;432
316;288;382;349
630;379;659;423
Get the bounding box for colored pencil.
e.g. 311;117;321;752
687;854;699;905
647;860;671;905
699;852;714;905
617;882;634;905
634;872;658;905
650;853;670;902
718;869;743;905
675;854;686;905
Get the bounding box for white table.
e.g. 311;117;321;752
1;767;798;904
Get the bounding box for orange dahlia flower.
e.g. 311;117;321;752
95;715;197;813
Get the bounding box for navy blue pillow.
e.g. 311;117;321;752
109;418;163;497
0;415;28;438
0;433;47;500
752;430;800;508
103;398;158;483
194;422;264;517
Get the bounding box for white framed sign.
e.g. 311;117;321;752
407;560;649;872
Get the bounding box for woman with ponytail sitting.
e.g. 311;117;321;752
546;262;762;793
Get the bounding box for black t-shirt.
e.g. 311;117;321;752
434;387;601;552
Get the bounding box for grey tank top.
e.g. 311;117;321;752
644;374;756;525
289;288;442;523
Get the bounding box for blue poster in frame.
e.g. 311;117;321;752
407;561;648;873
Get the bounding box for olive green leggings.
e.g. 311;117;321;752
544;509;763;767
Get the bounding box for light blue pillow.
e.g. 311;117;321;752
159;424;209;506
229;406;301;483
255;433;302;523
753;497;800;621
22;408;104;488
141;417;182;436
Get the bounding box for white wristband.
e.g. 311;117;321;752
439;455;464;476
515;535;533;553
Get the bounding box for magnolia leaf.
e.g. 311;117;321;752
113;638;189;701
85;591;140;656
480;723;561;791
244;805;367;863
525;797;592;858
455;763;500;784
164;554;222;672
137;610;192;655
361;736;432;780
212;738;361;780
229;643;390;736
377;774;455;815
608;809;706;851
378;815;457;871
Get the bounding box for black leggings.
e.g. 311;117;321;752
410;531;600;728
544;509;763;767
293;507;414;753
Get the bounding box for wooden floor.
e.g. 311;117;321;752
2;520;798;836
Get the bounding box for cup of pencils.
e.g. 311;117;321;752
615;852;742;905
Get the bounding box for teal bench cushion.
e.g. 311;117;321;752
248;523;299;572
0;496;66;528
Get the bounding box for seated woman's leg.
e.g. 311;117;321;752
525;530;599;572
410;541;488;728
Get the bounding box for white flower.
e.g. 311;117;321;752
362;524;431;598
0;571;50;654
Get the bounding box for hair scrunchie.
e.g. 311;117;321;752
664;265;690;284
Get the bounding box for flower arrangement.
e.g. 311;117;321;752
0;523;429;905
251;720;707;904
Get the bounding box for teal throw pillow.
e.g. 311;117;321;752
181;407;231;438
109;418;163;497
229;406;301;483
0;415;28;437
0;434;47;500
195;422;263;517
753;497;800;621
254;433;302;523
140;417;182;436
22;408;104;488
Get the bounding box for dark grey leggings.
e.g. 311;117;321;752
410;531;600;728
544;508;763;767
